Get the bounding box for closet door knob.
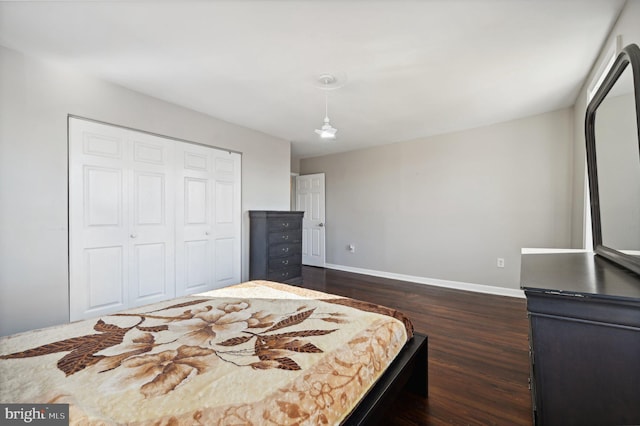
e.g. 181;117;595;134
205;231;210;236
130;234;137;239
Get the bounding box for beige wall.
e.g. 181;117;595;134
300;1;640;292
0;46;291;336
291;157;301;174
301;108;574;290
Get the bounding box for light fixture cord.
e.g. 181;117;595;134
324;92;330;123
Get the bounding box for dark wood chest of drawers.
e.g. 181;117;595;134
521;253;640;426
249;211;304;285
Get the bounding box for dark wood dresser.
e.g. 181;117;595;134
521;252;640;426
249;211;304;285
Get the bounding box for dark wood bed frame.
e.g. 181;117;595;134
343;333;428;425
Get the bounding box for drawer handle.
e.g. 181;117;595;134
281;272;289;277
282;235;289;240
282;222;289;227
282;247;289;253
282;260;289;265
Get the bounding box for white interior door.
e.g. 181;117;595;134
296;173;326;267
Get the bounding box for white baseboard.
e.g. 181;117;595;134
521;248;590;254
324;263;525;299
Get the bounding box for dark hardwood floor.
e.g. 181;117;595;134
301;266;533;426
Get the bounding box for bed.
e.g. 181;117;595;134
0;281;427;425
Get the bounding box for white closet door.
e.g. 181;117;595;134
70;120;176;320
128;132;175;307
69;120;131;320
70;117;241;321
212;150;241;288
174;145;241;295
175;143;216;295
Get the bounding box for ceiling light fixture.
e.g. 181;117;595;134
314;74;340;140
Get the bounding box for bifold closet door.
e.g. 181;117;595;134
69;118;241;321
175;144;241;296
69;119;175;321
210;149;242;289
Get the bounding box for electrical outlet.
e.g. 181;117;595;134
348;244;355;253
497;258;505;268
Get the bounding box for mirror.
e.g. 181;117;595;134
586;43;640;275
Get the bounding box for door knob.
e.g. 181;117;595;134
130;234;137;239
318;223;324;227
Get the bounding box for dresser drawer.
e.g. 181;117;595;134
268;266;302;283
269;255;301;271
268;218;302;232
268;230;301;245
268;243;301;258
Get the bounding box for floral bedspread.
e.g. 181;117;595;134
0;281;412;425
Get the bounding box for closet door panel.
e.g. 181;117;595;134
214;181;235;284
70;120;129;320
129;133;175;307
82;129;123;160
86;167;122;226
212;152;241;287
85;246;125;310
135;173;164;225
215;238;236;282
215;181;234;224
82;166;127;314
175;144;214;296
185;178;209;224
185;240;210;291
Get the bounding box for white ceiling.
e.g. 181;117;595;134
0;0;626;159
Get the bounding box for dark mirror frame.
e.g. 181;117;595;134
585;43;640;276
